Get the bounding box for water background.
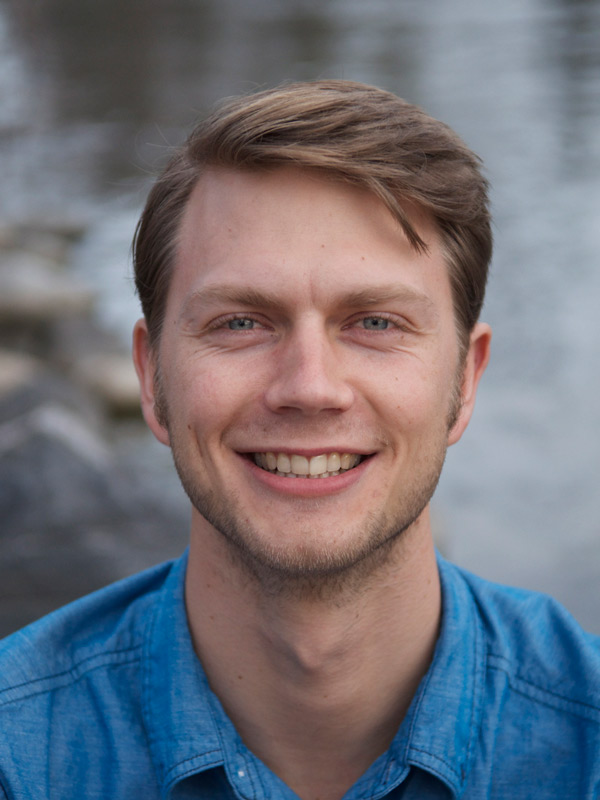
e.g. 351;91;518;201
1;0;599;630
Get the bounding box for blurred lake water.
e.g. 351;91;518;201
1;0;599;629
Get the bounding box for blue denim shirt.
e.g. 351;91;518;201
1;550;599;799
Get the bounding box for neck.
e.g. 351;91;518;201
185;510;441;800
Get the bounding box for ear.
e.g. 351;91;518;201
448;322;491;446
132;318;170;446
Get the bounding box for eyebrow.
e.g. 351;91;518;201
181;285;283;315
334;287;436;313
180;283;437;320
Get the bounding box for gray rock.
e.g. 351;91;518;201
73;353;141;416
0;227;188;637
0;350;39;397
0;252;95;324
0;355;103;428
0;222;87;264
0;379;188;637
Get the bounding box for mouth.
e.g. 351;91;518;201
252;451;365;479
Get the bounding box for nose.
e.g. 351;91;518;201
263;324;354;415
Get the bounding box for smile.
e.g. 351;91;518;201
253;452;363;478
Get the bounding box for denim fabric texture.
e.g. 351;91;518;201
1;550;599;799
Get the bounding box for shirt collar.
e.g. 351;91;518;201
142;551;226;796
401;554;486;796
142;552;307;799
142;551;486;799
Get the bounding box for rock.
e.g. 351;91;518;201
0;398;188;637
0;350;39;396
0;353;103;428
0;404;112;527
0;225;188;636
0;252;95;324
0;221;87;264
73;353;141;416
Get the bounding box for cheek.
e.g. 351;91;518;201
169;354;260;430
367;366;447;428
387;382;456;450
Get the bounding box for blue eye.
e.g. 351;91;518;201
228;318;255;330
362;317;390;330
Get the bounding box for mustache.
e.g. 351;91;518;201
224;418;392;450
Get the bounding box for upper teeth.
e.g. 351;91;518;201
254;452;361;478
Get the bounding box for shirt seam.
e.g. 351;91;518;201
205;692;262;800
141;592;169;795
403;654;464;789
488;654;600;719
404;578;486;792
370;751;398;798
464;607;486;781
0;646;142;708
403;644;435;756
141;586;229;795
349;747;397;800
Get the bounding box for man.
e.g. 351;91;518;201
1;81;599;799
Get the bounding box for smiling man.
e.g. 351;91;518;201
1;81;600;800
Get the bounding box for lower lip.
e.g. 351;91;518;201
242;456;371;497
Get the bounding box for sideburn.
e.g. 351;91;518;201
446;351;467;433
152;360;170;431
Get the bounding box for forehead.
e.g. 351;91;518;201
170;167;452;314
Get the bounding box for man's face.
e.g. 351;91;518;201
135;168;489;587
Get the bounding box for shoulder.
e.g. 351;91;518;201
0;558;176;707
445;559;600;718
0;558;181;798
439;562;600;795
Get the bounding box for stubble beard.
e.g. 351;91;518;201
154;367;462;601
178;462;445;602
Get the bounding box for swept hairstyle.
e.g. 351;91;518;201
133;80;492;353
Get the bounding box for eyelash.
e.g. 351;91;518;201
207;312;407;334
208;314;267;331
346;313;401;331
